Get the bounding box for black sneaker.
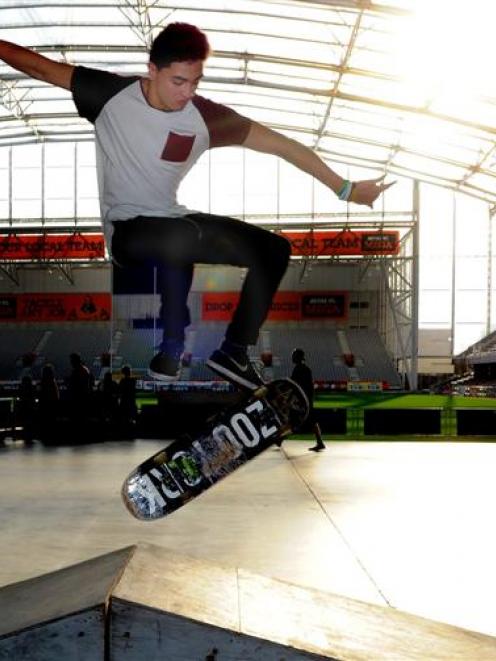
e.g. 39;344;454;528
207;349;264;390
148;351;181;381
309;444;325;452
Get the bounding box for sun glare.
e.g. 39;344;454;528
393;0;494;108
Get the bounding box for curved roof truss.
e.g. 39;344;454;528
1;0;495;204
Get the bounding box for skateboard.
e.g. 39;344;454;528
122;378;309;520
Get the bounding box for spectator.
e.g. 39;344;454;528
16;374;36;443
38;363;60;442
118;365;138;437
290;348;325;452
99;371;119;427
68;351;91;393
67;352;93;437
19;351;36;379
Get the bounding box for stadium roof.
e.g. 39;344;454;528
1;0;495;205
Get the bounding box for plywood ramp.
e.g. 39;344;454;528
0;546;134;661
2;543;496;660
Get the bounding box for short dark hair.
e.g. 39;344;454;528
292;348;305;363
150;23;210;68
70;352;81;365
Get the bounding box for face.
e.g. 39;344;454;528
147;60;204;111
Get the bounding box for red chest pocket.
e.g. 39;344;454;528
161;132;196;162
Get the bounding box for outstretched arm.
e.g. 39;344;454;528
0;40;74;90
243;121;394;208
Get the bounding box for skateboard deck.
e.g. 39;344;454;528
122;378;309;520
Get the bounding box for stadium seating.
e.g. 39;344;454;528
0;322;401;388
0;328;45;379
346;329;402;386
0;324;111;380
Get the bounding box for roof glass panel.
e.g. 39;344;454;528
0;0;494;203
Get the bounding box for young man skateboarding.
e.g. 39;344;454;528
0;23;393;390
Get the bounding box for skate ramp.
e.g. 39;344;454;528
0;546;134;661
1;543;495;660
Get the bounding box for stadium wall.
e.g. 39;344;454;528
0;262;380;296
112;261;381;329
418;329;454;376
0;264;110;293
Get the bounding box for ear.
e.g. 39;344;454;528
148;62;158;80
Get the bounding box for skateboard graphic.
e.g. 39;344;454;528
122;378;309;520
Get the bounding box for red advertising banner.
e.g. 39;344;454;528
0;230;398;260
282;230;400;256
0;293;111;322
0;230;398;261
0;233;105;260
202;291;348;321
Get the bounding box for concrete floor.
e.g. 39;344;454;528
1;438;495;639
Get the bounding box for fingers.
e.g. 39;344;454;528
370;177;396;201
372;175;396;190
349;176;396;208
369;178;395;208
382;180;396;191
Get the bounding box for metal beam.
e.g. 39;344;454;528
0;264;19;286
313;5;364;150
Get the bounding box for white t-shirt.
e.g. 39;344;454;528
71;66;251;240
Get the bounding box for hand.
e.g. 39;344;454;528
349;175;396;208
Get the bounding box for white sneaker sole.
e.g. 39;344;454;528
206;359;260;390
147;368;180;382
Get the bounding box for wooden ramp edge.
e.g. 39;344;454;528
0;546;135;661
1;542;495;660
113;543;496;660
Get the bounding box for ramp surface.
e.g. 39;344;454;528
0;546;134;661
110;543;496;660
1;543;496;660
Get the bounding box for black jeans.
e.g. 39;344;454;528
111;213;291;349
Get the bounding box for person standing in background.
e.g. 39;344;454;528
291;348;325;452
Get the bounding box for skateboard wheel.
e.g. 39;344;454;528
154;451;167;465
254;385;268;398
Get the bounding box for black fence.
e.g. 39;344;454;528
364;408;442;436
456;409;496;435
